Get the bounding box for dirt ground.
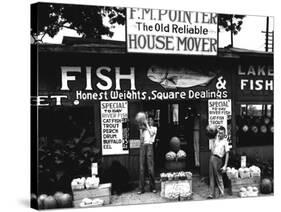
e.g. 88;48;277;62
109;176;270;206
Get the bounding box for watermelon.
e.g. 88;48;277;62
165;151;177;161
169;137;181;152
43;196;57;209
260;178;273;194
206;125;217;139
135;112;146;125
176;150;187;160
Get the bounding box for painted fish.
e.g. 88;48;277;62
147;65;217;89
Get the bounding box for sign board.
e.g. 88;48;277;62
91;163;98;176
237;64;273;99
101;101;129;155
35;62;231;106
126;8;218;55
208;99;231;134
129;139;141;149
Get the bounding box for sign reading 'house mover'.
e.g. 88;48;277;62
126;8;218;55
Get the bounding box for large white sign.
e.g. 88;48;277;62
208;99;231;134
101;101;129;155
126;8;218;55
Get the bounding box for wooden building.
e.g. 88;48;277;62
34;39;273;181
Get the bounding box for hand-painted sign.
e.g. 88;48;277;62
101;101;129;155
126;8;218;55
208;99;231;135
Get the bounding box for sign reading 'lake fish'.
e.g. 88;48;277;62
126;8;218;55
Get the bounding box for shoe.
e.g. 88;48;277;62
218;193;224;198
151;189;157;193
137;190;145;195
207;195;214;199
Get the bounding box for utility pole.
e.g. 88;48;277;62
262;17;274;52
265;17;269;52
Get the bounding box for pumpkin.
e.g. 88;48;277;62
169;137;181;152
260;178;273;194
206;125;217;139
165;151;177;161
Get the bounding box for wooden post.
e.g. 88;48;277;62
265;16;269;52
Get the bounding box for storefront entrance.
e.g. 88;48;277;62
143;101;201;174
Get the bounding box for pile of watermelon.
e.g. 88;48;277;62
165;137;187;161
31;192;73;209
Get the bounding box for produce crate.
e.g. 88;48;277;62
72;183;112;208
230;176;260;195
161;179;192;200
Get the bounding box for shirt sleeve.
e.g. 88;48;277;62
209;139;214;151
224;140;230;152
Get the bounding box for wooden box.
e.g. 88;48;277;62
160;179;192;199
72;183;112;207
230;176;260;195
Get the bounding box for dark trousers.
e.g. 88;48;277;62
209;155;224;196
139;143;155;191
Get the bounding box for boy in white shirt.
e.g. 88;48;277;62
138;115;157;194
208;126;230;199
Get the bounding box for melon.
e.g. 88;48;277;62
176;150;187;159
135;112;146;125
37;194;47;209
58;193;73;208
43;196;57;209
165;151;177;161
260;178;273;194
169;137;181;152
206;125;217;139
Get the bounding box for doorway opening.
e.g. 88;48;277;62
143;101;201;175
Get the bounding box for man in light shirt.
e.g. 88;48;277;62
137;115;157;194
208;126;229;199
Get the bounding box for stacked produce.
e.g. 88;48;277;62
34;192;73;209
238;167;251;178
226;165;261;180
71;176;100;190
165;137;187;171
249;165;261;177
165;150;187;161
80;198;104;207
160;171;192;201
160;171;192;181
239;186;259;197
226;167;239;179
